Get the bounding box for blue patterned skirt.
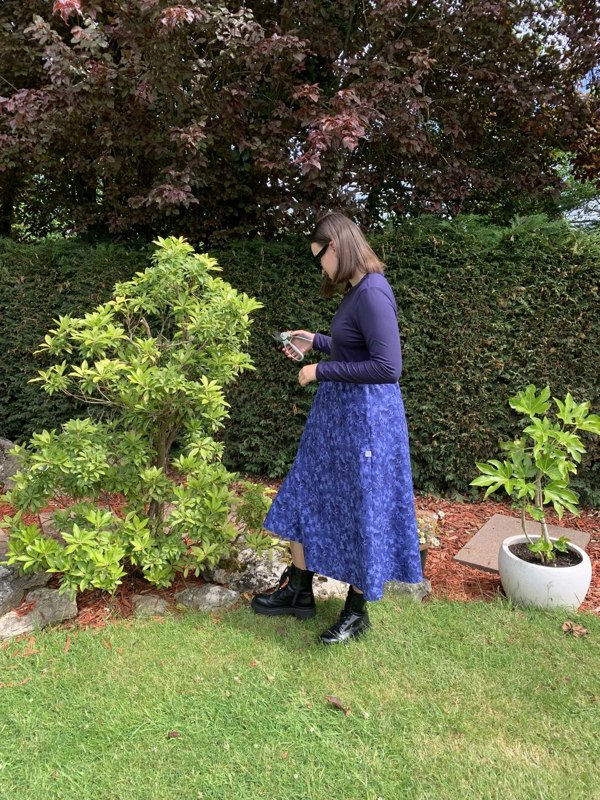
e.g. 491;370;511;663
263;382;422;601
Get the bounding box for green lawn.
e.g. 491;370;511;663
1;595;598;800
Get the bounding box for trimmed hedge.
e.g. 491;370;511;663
1;216;598;504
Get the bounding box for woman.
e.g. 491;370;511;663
252;212;422;644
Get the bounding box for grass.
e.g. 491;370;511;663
0;594;599;800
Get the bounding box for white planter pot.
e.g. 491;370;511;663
498;535;592;611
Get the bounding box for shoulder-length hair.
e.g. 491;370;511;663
310;212;384;297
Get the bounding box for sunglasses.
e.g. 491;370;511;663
313;242;330;264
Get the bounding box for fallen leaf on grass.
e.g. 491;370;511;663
19;646;40;658
12;636;40;658
249;660;258;667
562;621;588;637
0;677;32;688
281;751;289;760
102;638;112;651
166;731;181;739
63;636;72;654
325;695;352;716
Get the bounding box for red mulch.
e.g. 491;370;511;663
414;496;600;614
1;489;599;629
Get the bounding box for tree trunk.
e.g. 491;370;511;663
148;425;179;523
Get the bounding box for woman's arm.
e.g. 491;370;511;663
312;332;332;355
315;288;402;383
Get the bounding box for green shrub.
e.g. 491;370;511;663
3;237;273;597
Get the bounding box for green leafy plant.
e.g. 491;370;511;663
471;385;600;563
2;236;274;597
231;481;280;557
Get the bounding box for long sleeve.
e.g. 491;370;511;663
316;287;402;384
313;332;332;355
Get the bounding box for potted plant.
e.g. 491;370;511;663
471;385;598;610
416;510;442;572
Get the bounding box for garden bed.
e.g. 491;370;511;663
2;489;598;628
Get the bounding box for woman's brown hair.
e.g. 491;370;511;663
310;212;384;297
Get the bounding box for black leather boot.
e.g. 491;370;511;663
251;563;316;619
319;585;371;644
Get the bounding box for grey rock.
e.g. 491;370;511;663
0;438;20;491
20;571;51;590
0;587;77;640
236;547;273;569
174;584;239;612
214;545;350;600
385;579;431;602
0;610;34;641
0;583;24;617
0;564;49;588
212;567;236;585
212;547;288;594
312;574;348;601
0;565;50;616
132;594;169;617
0;564;16;584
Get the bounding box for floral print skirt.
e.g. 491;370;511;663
263;381;422;601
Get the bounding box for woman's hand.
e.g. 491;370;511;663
283;330;314;361
298;363;318;387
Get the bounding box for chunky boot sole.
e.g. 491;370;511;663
250;598;316;619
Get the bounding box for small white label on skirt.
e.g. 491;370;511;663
364;450;372;458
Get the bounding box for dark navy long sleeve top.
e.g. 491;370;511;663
313;273;402;384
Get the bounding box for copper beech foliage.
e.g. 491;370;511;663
0;0;598;241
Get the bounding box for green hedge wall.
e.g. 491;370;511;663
1;216;598;504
